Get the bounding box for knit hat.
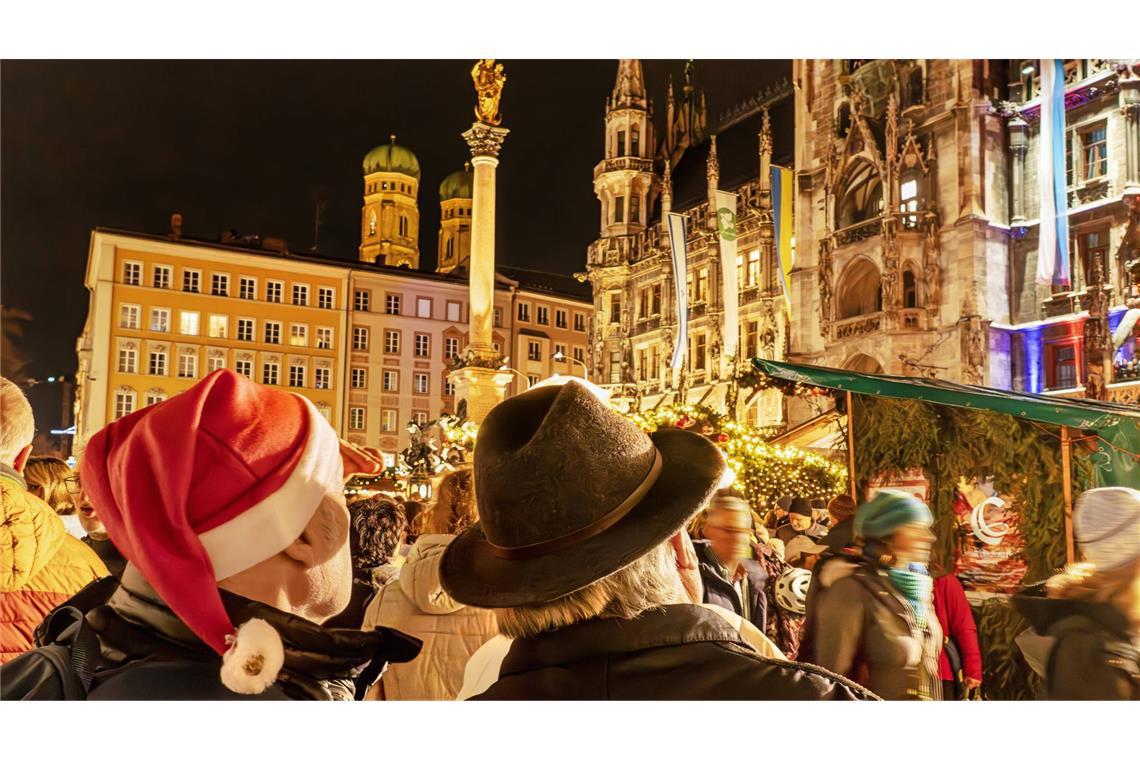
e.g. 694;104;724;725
1074;487;1140;571
80;369;342;694
827;494;858;525
776;495;794;511
854;489;933;540
789;497;813;517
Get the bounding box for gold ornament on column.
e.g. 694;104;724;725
472;59;506;126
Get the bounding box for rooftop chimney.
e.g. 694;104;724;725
170;213;183;239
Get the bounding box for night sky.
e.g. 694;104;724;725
1;59;790;379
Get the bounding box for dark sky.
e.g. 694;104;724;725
1;59;789;378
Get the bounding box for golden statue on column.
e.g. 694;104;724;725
472;59;506;126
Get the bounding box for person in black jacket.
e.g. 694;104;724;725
438;380;877;701
694;492;770;635
1012;487;1140;700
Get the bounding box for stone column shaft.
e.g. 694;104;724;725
461;123;509;360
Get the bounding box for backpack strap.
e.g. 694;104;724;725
39;606;102;696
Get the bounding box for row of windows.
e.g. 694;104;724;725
351;292;469;322
115;345;333;389
350;327;465;359
349;367;438;394
611;252;773;325
119;262;337;308
442;207;471;219
118;305;335;349
366;180;414;194
523;341;575;363
113;385;333;422
516;303;586;331
348;390;456;432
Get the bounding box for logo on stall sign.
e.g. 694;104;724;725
716;208;737;241
970;496;1012;546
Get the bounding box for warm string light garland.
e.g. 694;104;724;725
624;403;848;511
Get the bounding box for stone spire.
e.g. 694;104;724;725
661;158;673;216
610;59;648;112
706;135;720;229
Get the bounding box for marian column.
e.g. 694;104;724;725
450;59;514;423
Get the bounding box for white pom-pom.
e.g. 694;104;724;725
220;618;285;695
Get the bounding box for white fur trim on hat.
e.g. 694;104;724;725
220;618;286;695
1074;487;1140;571
198;397;342;581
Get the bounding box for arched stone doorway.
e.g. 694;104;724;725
843;353;883;375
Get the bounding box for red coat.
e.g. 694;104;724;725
932;574;982;682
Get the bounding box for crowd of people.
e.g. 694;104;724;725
0;369;1136;700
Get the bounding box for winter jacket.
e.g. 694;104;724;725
800;554;942;700
694;539;769;635
1012;588;1139;700
362;534;498;700
776;520;828;546
1;465;108;663
1;564;422;700
472;603;878;700
933;574;982;682
456;604;788;700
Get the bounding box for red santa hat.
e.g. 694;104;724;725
80;368;342;694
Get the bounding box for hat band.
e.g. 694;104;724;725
486;449;663;561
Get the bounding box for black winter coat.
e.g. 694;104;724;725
5;566;421;700
694;540;769;635
1013;588;1139;700
473;604;878;700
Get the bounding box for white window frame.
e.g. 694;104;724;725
151;307;171;333
207;353;226;373
318;286;335;310
354;289;371;312
350;407;365;431
148;348;168;376
444;337;460;360
263;358;280;385
120;303;140;330
537;305;549;325
180;311;200;336
574;313;586;332
555;309;568;329
266;280;284;304
182;268;201;293
292;283;309;306
384;330;400;354
122;260;142;286
237;317;255;342
352;326;370;352
239;276;257;300
288;364;306;388
314;366;331;390
417;297;432;318
414;333;430;357
235;358;253;378
117;345;138;374
207;314;228;339
290;323;308;347
414;372;429;394
386;293;401;315
446;301;462;322
177;352;198;379
316;326;334;350
528;340;541;361
144;391;167;407
381;409;398;433
113;389;137;420
153;264;172;289
382;370;399;392
351;367;367;389
211;272;230;297
264;320;282;345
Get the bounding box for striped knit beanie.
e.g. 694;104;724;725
854;489;933;540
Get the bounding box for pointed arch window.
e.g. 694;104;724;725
399;213;409;238
837;258;883;319
903;269;918;309
631;124;640;156
838;160;883;229
368;210;377;237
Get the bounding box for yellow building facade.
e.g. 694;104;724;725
75;229;349;446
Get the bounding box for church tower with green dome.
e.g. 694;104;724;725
359;135;421;267
436;163;473;274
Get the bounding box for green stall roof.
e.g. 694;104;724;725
751;358;1140;488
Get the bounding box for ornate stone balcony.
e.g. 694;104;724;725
833;312;883;340
689;302;707;320
593;156;655;180
632;316;662;336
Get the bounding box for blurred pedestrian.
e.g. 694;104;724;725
0;376;106;665
694;491;770;635
821;494;858;556
438;382;876;700
362;469;496;700
23;457;85;539
785;535;827;571
800;490;943;700
811;498;830;528
765;494;793;532
1012;487;1139;700
2;370;420;699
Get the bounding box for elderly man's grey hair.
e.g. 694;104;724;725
494;540;688;639
0;376;35;466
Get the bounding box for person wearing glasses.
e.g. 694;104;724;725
24;457;86;539
69;470;128;579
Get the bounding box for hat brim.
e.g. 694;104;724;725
440;427;724;608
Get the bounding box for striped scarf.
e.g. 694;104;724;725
886;564;933;629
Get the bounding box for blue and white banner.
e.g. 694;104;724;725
666;212;689;369
1035;59;1071;287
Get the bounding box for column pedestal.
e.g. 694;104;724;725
449;366;514;424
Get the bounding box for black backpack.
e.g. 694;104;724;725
0;605;100;700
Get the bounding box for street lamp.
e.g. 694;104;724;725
498;364;534;389
554;350;588;379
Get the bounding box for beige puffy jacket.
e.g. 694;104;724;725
362;534;498;700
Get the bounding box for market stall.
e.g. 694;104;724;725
750;357;1140;699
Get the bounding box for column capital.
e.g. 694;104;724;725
463;123;510;159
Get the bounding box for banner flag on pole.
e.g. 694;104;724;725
1035;59;1071;287
715;190;740;363
666;212;689;370
770;164;795;313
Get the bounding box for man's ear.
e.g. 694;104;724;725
282;503;326;568
13;444;33;474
